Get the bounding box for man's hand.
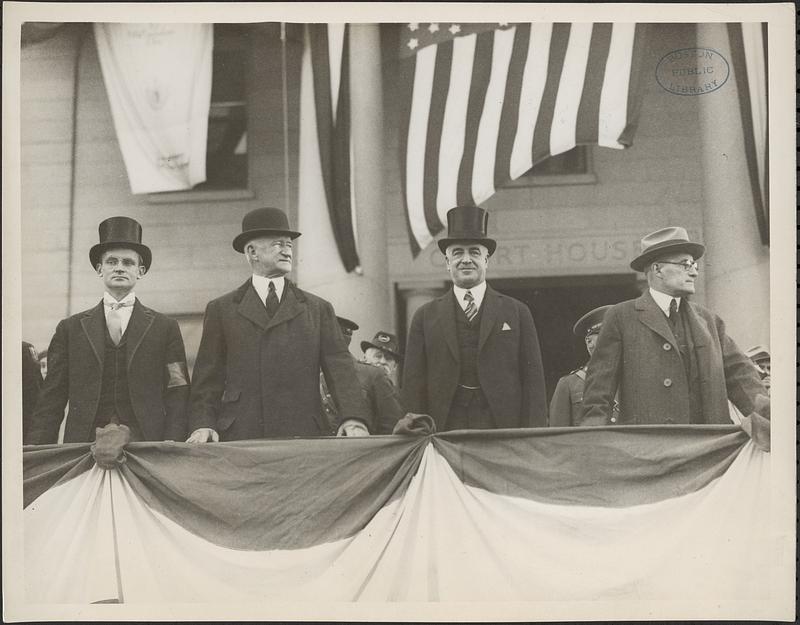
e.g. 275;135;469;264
186;428;219;443
337;419;370;437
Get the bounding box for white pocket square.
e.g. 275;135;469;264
501;322;512;331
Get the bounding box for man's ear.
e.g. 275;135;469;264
138;265;146;278
96;264;103;277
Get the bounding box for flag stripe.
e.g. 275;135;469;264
405;45;437;251
509;23;552;179
494;24;531;188
550;23;593;156
471;25;516;204
575;23;613;146
618;23;649;147
422;41;454;234
436;34;476;223
531;23;571;166
456;30;494;206
597;23;636;148
398;50;423;257
327;24;345;122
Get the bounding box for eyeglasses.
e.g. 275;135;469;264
657;260;699;272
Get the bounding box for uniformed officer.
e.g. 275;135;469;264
360;330;402;386
549;305;618;426
745;345;770;394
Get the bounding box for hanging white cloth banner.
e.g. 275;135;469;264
94;23;213;194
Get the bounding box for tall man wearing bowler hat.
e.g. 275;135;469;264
581;226;767;426
187;207;370;442
25;217;190;444
402;206;548;431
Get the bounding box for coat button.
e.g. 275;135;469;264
663;342;672;351
610;416;617;424
663;378;673;387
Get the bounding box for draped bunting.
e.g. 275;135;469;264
94;23;213;193
23;426;771;604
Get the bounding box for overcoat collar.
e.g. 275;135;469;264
634;290;679;351
478;285;500;352
79;299;155;369
236;278;306;332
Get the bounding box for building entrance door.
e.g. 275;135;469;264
493;275;641;401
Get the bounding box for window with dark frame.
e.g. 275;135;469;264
504;146;596;188
193;24;250;191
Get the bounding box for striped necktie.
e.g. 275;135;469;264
463;290;477;322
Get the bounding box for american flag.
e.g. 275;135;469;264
399;22;648;255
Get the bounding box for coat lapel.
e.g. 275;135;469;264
237;280;271;331
635;290;679;352
478;286;499;352
434;292;459;363
126;300;155;370
80;302;107;367
265;281;305;331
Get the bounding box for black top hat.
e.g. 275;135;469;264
336;316;359;337
361;331;402;360
233;207;302;253
437;206;497;256
630;226;705;272
89;216;152;271
573;305;613;337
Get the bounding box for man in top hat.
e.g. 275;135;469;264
25;217;190;444
187;207;370;443
361;330;402;387
581;226;767;426
402;206;547;431
549;305;619;427
745;345;770;394
322;318;405;435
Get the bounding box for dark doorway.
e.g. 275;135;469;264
493;275;642;401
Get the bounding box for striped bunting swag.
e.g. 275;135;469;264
399;22;649;255
23;426;770;604
305;24;360;273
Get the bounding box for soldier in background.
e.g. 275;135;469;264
745;345;770;394
549;306;619;427
323;318;405;434
360;330;402;387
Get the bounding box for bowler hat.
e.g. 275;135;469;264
361;330;402;360
336;316;359;337
437;206;497;255
233;207;301;253
573;305;613;337
89;216;152;271
630;226;704;272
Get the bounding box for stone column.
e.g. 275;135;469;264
696;23;769;349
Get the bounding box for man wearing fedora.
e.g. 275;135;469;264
402;205;547;431
581;226;767;426
321;318;405;435
187;207;370;443
361;330;402;387
25;217;190;444
549;305;620;427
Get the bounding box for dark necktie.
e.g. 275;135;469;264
106;301;133;345
668;298;679;328
265;281;280;318
464;290;477;322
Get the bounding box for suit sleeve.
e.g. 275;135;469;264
25;322;69;445
401;307;428;415
548;376;573;427
319;301;371;430
580;307;623;426
519;304;548;427
188;300;226;432
22;342;43;426
162;318;190;441
372;370;405;434
716;315;768;416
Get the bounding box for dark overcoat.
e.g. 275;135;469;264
581;290;767;425
548;368;586;427
26;301;190;444
189;279;369;440
354;361;404;435
402;285;548;431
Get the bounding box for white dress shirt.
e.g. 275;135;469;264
252;275;285;306
103;291;136;336
453;281;487;313
649;288;681;318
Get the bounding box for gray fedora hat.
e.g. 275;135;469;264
630;226;705;272
233;207;301;253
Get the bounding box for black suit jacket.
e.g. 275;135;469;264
26;300;190;444
402;285;548;430
189;279;369;440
